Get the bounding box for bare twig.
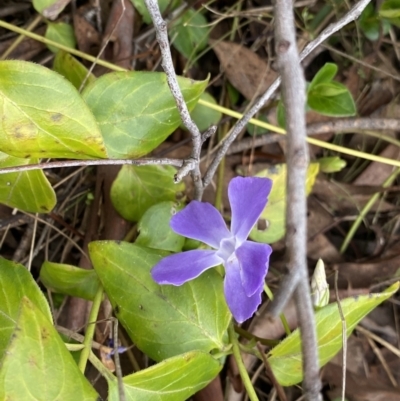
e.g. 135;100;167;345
203;0;372;188
227;118;400;155
0;158;183;175
274;0;321;400
143;0;205;199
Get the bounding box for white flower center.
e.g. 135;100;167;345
216;236;237;263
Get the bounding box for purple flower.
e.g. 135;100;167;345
151;177;273;323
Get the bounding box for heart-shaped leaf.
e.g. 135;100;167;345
82;71;207;158
0;60;106;159
111;165;185;222
0;257;52;359
0;297;99;400
108;351;221;401
40;261;101;301
89;241;231;361
0;152;56;213
268;282;399;386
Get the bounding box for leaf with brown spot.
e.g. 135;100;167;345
212;40;277;100
0;297;99;400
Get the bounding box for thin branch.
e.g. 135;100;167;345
203;0;372;188
0;158;183;175
143;0;204;199
227;118;400;155
275;0;321;400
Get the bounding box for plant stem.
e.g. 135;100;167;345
228;323;259;401
78;286;104;373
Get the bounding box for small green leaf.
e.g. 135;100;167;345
136;201;185;252
268;282;399;386
380;0;400;26
187;92;222;132
45;22;76;53
82;71;207;159
53;51;95;90
0;60;107;159
308;82;356;116
247;114;270;136
307;63;356;117
111;165;185;222
0;152;56;213
170;9;209;59
129;0;180;23
308;63;338;88
360;3;382;41
108;351;221;401
33;0;69;19
40;261;101;301
250;163;319;243
0;297;99;400
89;241;231;361
0;257;52;359
318;156;347;173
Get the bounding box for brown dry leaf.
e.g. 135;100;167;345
73;7;101;55
307;197;342;263
211;40;277;100
313;178;395;213
354;144;400;186
331;251;400;288
324;362;400;401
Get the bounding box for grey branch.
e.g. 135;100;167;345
0;158;183;175
203;0;372;188
275;0;321;399
143;0;204;199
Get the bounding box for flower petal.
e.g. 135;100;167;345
151;250;222;286
171;201;230;248
236;241;272;297
224;256;264;323
229;177;272;244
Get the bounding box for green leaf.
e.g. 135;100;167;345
0;60;107;159
33;0;69;19
40;261;101;301
0;297;99;400
308;82;356;117
250;163;319;243
380;0;400;25
318;156;347;173
0;257;52;359
170;9;209;59
89;241;231;361
307;63;356;117
108;351;221;401
82;71;207;159
360;3;382;41
45;22;76;53
308;63;338;89
0;152;56;213
247;114;270;136
268;282;399;386
129;0;180;24
53;51;96;90
111;165;185;222
136;201;185;252
187;92;222;132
